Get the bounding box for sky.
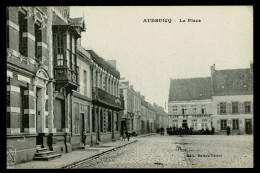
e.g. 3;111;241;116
70;6;253;112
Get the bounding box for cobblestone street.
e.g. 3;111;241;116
74;134;253;168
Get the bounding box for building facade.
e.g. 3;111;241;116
119;81;142;134
168;77;213;131
210;64;253;134
6;6;87;164
153;103;169;132
87;50;124;144
168;64;253;134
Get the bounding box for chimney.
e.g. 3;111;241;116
106;60;117;69
130;85;134;90
210;64;215;74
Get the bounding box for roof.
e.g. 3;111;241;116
169;77;212;101
69;17;86;31
212;68;253;95
87;50;120;78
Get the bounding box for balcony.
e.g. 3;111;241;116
92;87;124;110
54;67;79;93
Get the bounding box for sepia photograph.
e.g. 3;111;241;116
6;6;253;168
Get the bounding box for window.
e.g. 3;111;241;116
83;70;87;96
57;33;64;66
220;120;227;130
35;23;42;59
220;102;227;114
66;34;71;68
244;102;251;113
71;36;76;71
232;102;239;113
182;106;187;115
85;106;90;133
45;99;48;111
191;120;197;130
19;11;27;57
173;106;178;114
201;105;206;114
201;119;207;130
192;106;197;114
74;103;80;134
99;74;102;88
232;119;239;130
172;120;178;128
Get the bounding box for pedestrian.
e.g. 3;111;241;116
227;126;231;136
211;126;215;135
122;129;126;141
126;130;130;141
160;127;164;136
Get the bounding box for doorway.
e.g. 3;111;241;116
245;119;252;134
182;120;188;129
36;87;43;133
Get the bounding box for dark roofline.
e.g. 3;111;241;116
87;50;120;78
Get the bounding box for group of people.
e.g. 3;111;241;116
157;126;216;135
120;127;131;141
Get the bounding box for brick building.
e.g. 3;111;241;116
6;6;86;164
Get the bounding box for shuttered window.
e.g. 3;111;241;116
220;102;227;114
244;102;251;113
227;103;231;114
232;102;239;113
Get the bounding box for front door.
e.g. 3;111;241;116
245;119;252;134
182;120;188;129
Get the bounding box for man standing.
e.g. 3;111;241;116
227;126;231;136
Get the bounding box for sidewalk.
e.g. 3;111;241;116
8;133;156;169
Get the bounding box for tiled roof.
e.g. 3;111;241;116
169;77;212;101
87;50;120;78
212;68;253;95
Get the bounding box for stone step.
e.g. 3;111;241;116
33;154;61;161
36;148;48;152
35;151;54;156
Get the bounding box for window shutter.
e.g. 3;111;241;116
217;103;220;114
227;103;231;114
241;102;245;114
251;102;253;114
238;102;242;114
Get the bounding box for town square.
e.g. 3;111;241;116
6;6;253;169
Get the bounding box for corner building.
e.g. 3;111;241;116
210;64;253;134
6;6;86;164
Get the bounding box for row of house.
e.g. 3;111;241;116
168;64;253;134
6;6;126;165
6;6;169;165
119;80;168;135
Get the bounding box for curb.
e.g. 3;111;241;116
136;133;157;138
61;140;138;169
